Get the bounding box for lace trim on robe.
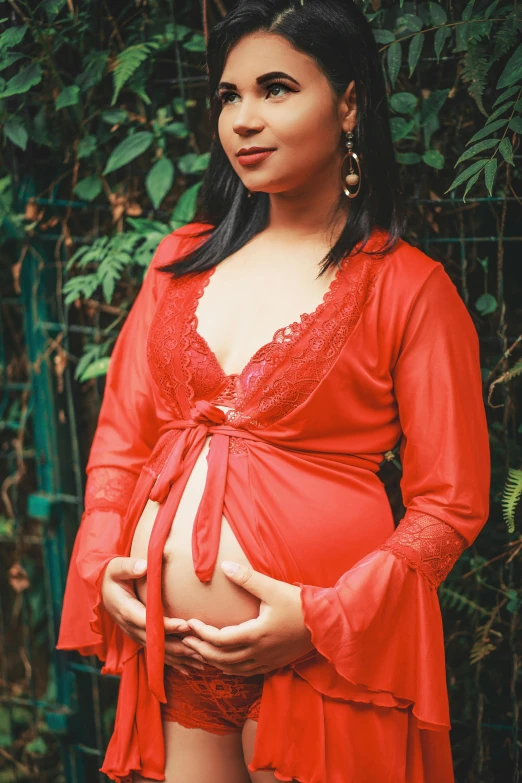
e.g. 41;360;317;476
84;466;139;516
378;508;468;589
147;248;389;434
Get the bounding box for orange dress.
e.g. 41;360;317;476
57;222;491;783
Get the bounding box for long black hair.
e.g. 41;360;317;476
159;0;408;280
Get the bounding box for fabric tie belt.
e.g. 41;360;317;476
145;399;263;703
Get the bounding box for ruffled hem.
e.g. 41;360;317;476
292;546;451;731
248;663;454;783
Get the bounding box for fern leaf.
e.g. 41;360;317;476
502;467;522;533
461;42;491;116
491;11;522;64
439;587;490;616
112;44;150;105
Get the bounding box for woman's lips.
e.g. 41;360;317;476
237;149;275;166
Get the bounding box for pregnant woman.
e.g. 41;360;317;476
57;1;491;781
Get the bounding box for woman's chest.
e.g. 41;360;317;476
147;245;391;429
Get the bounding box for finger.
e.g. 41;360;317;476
170;664;191;676
220;561;276;601
185;617;261;648
218;660;258;675
164;616;192;634
118;592;147;629
165;655;207;672
180;636;252;666
109;557;147;581
165;638;206;659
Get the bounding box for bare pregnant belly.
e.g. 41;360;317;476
129;429;261;629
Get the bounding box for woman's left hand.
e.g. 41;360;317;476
181;561;315;676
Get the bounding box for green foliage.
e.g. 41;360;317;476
502;468;522;533
0;2;521;779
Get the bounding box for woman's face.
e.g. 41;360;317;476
217;32;356;197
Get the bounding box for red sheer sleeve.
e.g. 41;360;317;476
56;231;182;662
295;262;491;730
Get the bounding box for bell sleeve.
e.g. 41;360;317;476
56;231;181;663
295;261;491;730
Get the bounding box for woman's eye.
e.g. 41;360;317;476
219;82;291;104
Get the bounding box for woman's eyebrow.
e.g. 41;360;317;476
217;71;301;91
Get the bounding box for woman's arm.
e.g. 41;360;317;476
56;231;181;662
294;262;491;729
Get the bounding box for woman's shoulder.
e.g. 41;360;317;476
151;221;215;269
376;233;451;304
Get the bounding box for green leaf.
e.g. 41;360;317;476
466;118;508;145
395;151;422;164
462;170;481;202
484;158;498;195
79;357;110;382
101;109;129;125
428;2;447;25
75;51;108;92
163;122;189;138
0;24;27;52
77;135;96;159
408;33;424;77
462;0;475;21
422;149;445;169
177;152;210;175
146;157;175;209
390;117;415;141
497;43;522;90
373;30;396;45
74;174;103;201
456;138;498;165
44;0;66;18
493;85;520;107
0;60;42;98
387;42;402;88
183;33;206;52
475;293;497;315
0;52;25;72
444;159;487;192
498;137;514;165
103;132;154;175
170;182;202;229
55;84;80;109
434;26;451;62
4;116;27;150
396;14;423;32
112;44;150;105
486;101;515;124
508;116;522;133
389;91;418;114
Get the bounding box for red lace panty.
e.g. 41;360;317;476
161;663;264;735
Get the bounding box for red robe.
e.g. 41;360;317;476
57;222;490;783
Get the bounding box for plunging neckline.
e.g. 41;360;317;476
191;257;347;383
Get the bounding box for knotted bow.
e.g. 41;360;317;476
145;399;258;702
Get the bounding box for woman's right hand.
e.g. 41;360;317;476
101;557;207;675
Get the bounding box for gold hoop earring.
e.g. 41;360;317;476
341;131;361;199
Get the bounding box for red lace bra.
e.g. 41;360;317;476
146;248;386;431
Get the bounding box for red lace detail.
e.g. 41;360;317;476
84;466;139;515
161;663;264;734
228;437;249;455
379;509;468;588
147;247;388;430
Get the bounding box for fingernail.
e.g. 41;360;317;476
221;560;239;575
134;559;147;572
189;662;206;670
191;653;205;662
